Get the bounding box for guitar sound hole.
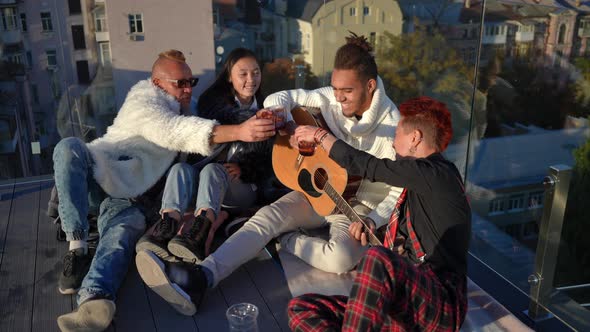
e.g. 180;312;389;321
297;169;321;198
313;168;328;190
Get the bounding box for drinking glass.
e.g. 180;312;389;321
226;303;259;332
298;140;316;157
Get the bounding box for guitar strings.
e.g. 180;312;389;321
312;170;383;246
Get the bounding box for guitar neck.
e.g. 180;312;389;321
323;182;383;247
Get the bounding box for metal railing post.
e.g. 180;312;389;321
528;165;572;319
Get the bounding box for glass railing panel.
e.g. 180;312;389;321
315;0;480;176
465;0;590;329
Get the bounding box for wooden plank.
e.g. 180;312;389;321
0;180;15;268
194;286;230;331
113;264;158;332
144;282;199;332
0;181;40;331
244;250;292;331
32;186;75;332
218;259;282;331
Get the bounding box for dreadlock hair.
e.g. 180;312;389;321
333;31;378;82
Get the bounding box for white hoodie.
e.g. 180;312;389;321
264;76;403;228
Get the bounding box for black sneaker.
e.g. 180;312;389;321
167;212;212;263
135;250;207;316
58;249;92;295
136;213;179;261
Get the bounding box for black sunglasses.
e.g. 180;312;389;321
163;77;199;88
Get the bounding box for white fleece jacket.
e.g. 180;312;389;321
87;79;218;198
264;76;403;228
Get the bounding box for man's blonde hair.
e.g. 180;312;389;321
158;49;186;63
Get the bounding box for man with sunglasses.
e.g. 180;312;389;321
55;49;275;332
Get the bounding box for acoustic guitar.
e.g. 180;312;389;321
272;107;383;246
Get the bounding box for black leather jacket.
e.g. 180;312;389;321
196;94;275;185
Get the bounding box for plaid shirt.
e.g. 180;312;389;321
288;246;467;331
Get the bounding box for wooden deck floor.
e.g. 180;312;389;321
0;180;292;332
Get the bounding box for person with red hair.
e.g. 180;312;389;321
288;96;471;331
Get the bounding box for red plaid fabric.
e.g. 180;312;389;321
288;246;467;332
383;189;426;262
405;209;426;262
383;189;407;249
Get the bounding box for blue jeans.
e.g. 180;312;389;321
53;137;146;305
161;162;256;218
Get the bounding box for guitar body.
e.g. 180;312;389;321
272;107;348;216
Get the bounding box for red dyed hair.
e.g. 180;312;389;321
398;96;453;152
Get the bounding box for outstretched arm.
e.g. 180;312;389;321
211;115;275;143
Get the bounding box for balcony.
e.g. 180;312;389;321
578;26;590;38
95;31;109;42
0;30;21;44
515;30;534;43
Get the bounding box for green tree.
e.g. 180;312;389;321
375;27;479;146
556;121;590;285
571;57;590;118
261;58;319;97
376;27;472;104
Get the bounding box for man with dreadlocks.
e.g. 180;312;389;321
135;33;403;316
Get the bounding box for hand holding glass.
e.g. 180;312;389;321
298;140;316;157
256;106;286;130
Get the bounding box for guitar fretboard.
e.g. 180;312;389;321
322;180;383;246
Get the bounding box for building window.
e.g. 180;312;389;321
528;191;544;209
94;10;106;32
46;49;57;67
128;13;143;33
26;51;32;67
68;0;82;15
99;42;111;67
41;12;53;32
31;84;39;104
51;75;61;99
0;120;10;142
489;198;504;215
10;53;23;65
558;24;566;44
507;194;524;212
349;7;356;16
370;32;376;49
363;6;370;16
213;8;219;25
20;13;26;32
76;60;90;84
1;7;17;31
71;25;86;50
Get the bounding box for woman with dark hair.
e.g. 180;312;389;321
288;96;471;331
165;48;275;263
135;48;275;277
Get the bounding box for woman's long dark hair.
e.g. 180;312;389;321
198;48;263;109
